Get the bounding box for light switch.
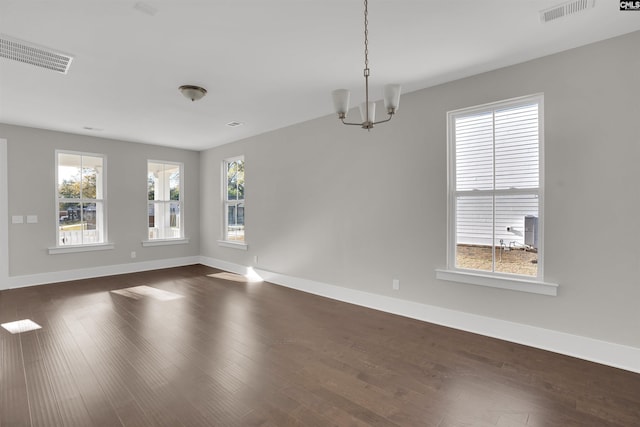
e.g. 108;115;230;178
26;215;38;224
12;215;24;224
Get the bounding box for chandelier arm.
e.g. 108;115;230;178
372;114;394;125
341;119;365;126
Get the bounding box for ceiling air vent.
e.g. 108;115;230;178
540;0;595;23
0;34;73;74
226;121;244;128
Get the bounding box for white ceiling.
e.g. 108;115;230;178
1;1;639;151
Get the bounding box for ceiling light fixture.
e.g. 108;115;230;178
332;0;401;130
179;85;207;102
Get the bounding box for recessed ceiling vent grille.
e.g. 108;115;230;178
540;0;595;23
0;34;73;74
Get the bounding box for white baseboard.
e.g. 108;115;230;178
4;256;200;290
198;256;250;276
243;264;640;374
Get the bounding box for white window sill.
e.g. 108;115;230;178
142;238;189;247
435;268;558;296
49;243;114;255
217;240;248;250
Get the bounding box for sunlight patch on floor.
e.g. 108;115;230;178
1;319;42;334
208;269;263;283
111;285;183;301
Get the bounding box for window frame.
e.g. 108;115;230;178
144;160;186;244
219;155;247;249
53;150;109;251
438;94;558;295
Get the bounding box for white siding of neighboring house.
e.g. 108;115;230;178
454;102;540;249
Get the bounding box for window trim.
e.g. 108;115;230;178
48;242;114;255
141;238;189;247
146;160;185;241
217;239;248;250
55;150;107;248
220;155;246;248
435;269;557;296
440;94;557;295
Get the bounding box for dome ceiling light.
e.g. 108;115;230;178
179;85;207;102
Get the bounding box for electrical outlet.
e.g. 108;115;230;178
254;255;258;264
392;279;400;290
131;251;136;259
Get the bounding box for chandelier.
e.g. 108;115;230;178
332;0;401;130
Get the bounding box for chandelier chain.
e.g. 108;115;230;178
364;0;369;71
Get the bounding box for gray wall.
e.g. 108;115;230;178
2;124;201;277
200;31;640;348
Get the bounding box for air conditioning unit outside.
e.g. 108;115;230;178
524;216;538;249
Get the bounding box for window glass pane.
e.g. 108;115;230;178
81;156;102;199
227;160;244;201
58;153;81;199
148;171;156;201
154;201;166;238
83;202;96;230
148;202;156;239
495;104;539;190
455;195;492;272
168;166;180;201
57;201;102;245
455;112;493;192
154;202;181;239
169;202;180;230
227;161;238;201
236;160;244;200
226;203;245;242
82;202;101;244
148;201;181;239
494;194;538;276
59;202;81;245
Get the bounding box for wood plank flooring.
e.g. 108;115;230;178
1;265;639;426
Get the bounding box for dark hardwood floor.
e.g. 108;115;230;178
1;265;639;426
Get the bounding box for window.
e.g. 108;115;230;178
147;161;183;240
56;151;106;246
223;156;245;243
446;94;544;281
